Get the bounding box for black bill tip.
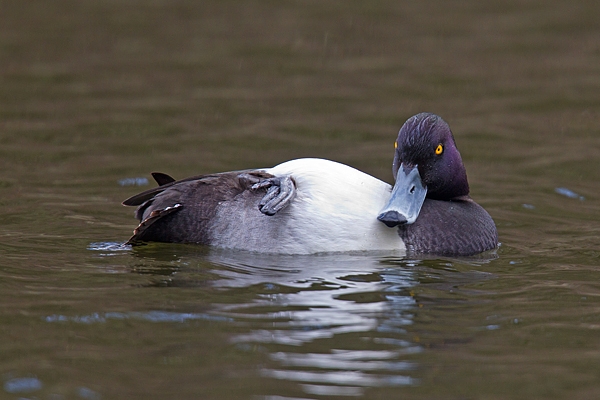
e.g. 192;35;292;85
377;210;407;228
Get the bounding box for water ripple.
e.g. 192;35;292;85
3;376;43;394
262;368;416;387
555;187;585;200
45;311;232;324
118;177;149;187
271;351;415;371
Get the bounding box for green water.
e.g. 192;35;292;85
1;1;599;399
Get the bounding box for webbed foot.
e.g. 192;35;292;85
251;176;297;216
237;173;263;187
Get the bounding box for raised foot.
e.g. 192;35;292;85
249;175;297;216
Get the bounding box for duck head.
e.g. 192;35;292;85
377;113;470;227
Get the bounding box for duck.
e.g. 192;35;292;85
122;112;498;256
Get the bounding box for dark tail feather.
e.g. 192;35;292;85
151;172;176;186
122;173;176;206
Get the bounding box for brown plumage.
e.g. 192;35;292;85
123;170;274;245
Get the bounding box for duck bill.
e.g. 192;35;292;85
377;165;427;227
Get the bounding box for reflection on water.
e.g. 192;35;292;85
554;187;585;201
46;310;232;324
88;241;132;253
3;376;43;394
205;251;420;396
2;375;99;400
80;245;498;398
86;246;426;396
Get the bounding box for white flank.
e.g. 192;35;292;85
210;158;405;254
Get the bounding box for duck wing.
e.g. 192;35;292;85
123;170;274;245
122;172;216;207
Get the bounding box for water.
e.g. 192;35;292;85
1;1;600;399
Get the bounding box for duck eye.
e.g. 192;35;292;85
435;144;443;155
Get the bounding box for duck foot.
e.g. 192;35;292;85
249;175;297;215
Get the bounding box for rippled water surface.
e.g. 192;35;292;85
1;1;600;399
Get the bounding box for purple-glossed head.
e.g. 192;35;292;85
378;113;470;228
393;112;469;200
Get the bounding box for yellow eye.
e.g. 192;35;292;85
394;141;398;149
435;144;443;155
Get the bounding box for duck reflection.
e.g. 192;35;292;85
89;244;497;400
204;250;421;396
91;243;495;397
